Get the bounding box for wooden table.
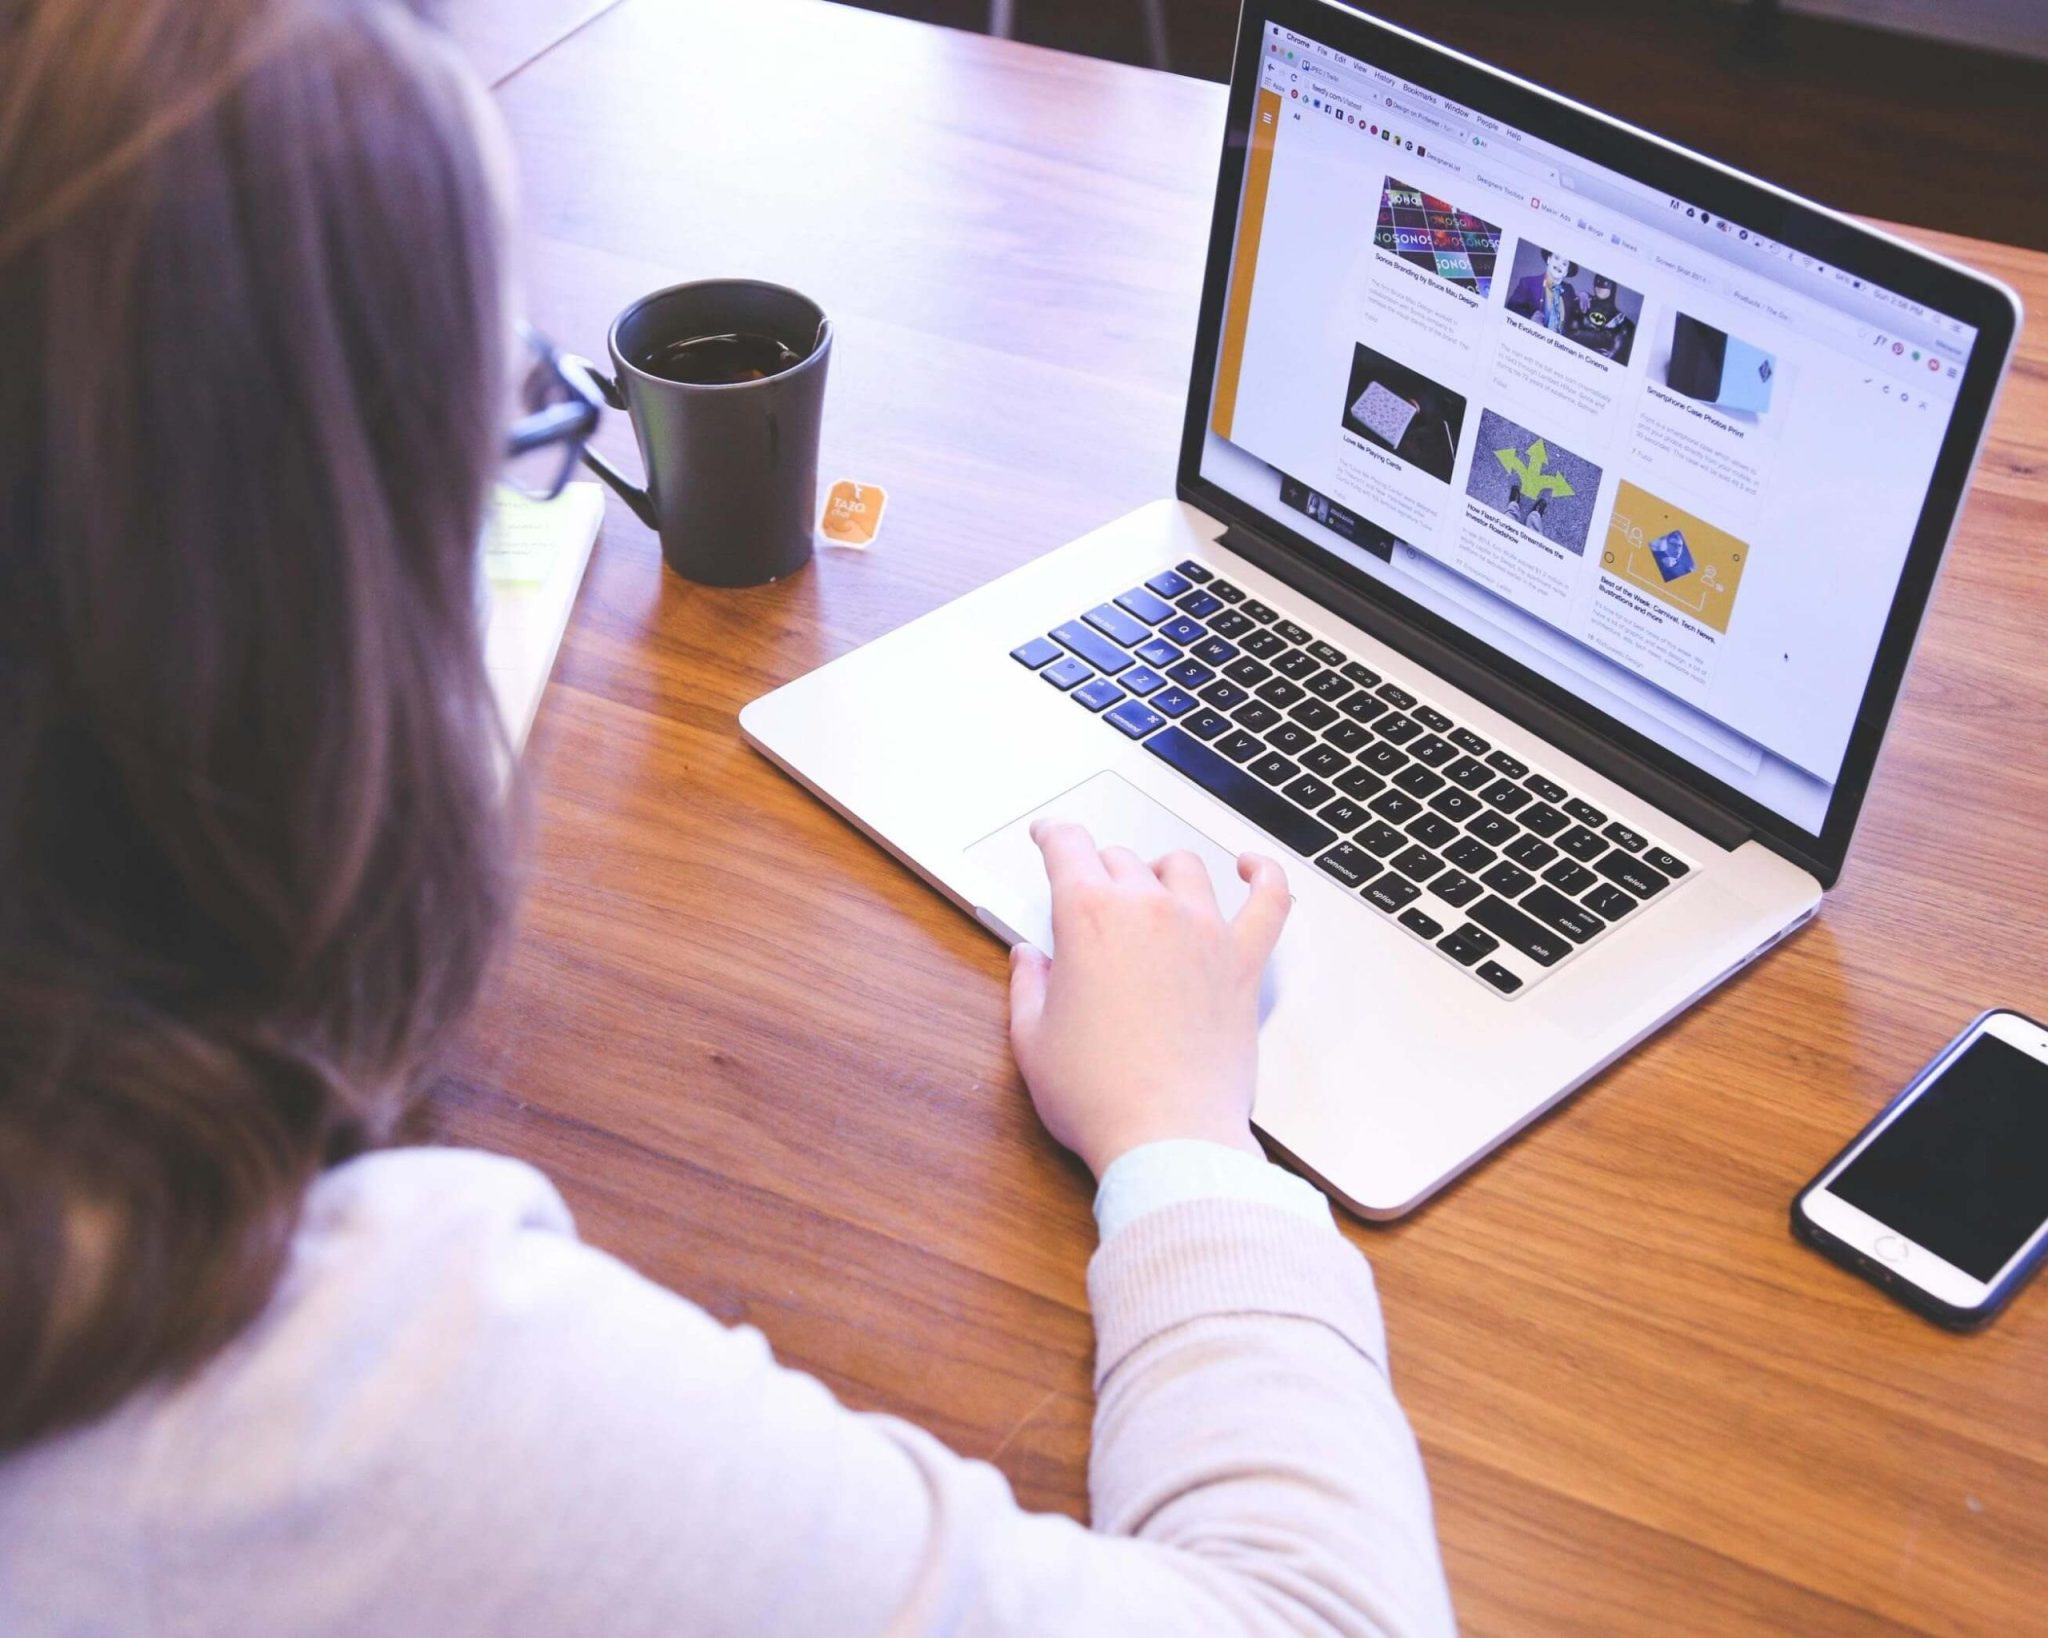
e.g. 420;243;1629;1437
443;2;2048;1629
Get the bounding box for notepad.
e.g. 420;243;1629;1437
481;481;604;754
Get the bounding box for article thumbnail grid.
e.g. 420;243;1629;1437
1374;179;1501;299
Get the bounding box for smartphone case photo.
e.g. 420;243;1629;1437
1791;1007;2048;1331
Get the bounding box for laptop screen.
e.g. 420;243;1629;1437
1195;15;1983;835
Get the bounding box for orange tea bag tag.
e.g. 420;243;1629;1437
820;480;886;548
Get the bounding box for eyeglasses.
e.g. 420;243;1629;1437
504;324;606;501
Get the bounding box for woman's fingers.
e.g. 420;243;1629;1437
1230;852;1292;969
1154;849;1220;914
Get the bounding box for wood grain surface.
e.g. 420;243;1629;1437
440;1;2048;1629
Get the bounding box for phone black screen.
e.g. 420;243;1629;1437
1832;1034;2048;1282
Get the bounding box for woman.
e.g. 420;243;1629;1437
0;1;1453;1631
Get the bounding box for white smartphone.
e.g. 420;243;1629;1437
1793;1009;2048;1330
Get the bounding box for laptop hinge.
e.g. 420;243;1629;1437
1216;523;1755;853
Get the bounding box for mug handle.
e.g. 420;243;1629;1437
578;367;658;531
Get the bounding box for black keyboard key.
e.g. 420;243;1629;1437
1480;779;1532;813
1564;797;1607;828
1358;742;1408;776
1119;666;1166;697
1376;683;1417;710
1288;699;1338;731
1183;708;1229;741
1307;641;1348;668
1207;578;1246;604
1521;802;1568;838
1134;636;1182;668
1301;743;1349;778
1146;568;1193;598
1254;677;1305;708
1232;701;1282;732
1338;691;1390;724
1377;713;1422;745
1114;586;1177;624
1335;767;1387;800
1150;687;1198;719
1477;960;1523;994
1198;680;1248;710
1524;774;1567;804
1446;755;1493;791
1166;659;1215;689
1521;885;1605;942
1191;635;1239;666
1216;729;1263;763
1409;734;1457;768
1643;847;1689;878
1072;677;1123;711
1429;788;1481;822
1159;615;1206;646
1250;751;1299;786
1584;884;1638;919
1399;907;1446;940
1369;790;1422;823
1342;661;1382;690
1316;842;1382;889
1405;813;1458;849
1439;925;1498;966
1480;860;1535;897
1394;764;1445;797
1413;706;1453;734
1041;655;1092;690
1176;590;1224;619
1431;871;1483;909
1282;774;1336;810
1356;821;1405;857
1241;628;1287;658
1557;825;1607;862
1542;859;1596;894
1052;620;1132;674
1602;821;1648;853
1594;851;1671;898
1174;559;1213;583
1223;657;1272;686
1264;723;1315;757
1011;636;1063;668
1239;599;1279;624
1469;896;1571;966
1392;845;1445;883
1485;749;1529;779
1318;796;1371;833
1364;876;1422;913
1327;720;1373;753
1105;699;1164;739
1468;811;1520;847
1446;836;1496;872
1273;649;1319;680
1306;669;1353;702
1449;727;1490;756
1208;608;1253;639
1143;727;1337;858
1273;619;1313;646
1506;834;1558;870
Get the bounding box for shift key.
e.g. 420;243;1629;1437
1469;895;1572;966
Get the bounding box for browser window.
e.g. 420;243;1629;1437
1199;21;1979;832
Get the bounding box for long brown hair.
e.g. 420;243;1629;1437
0;0;516;1449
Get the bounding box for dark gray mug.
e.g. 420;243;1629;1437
581;279;831;587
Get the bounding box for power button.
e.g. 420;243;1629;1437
1874;1234;1910;1264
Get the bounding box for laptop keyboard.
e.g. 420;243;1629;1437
1010;559;1694;998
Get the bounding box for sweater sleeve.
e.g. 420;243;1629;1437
136;1152;1453;1638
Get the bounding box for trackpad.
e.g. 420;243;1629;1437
963;770;1252;954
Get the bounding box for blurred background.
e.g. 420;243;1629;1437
841;0;2048;251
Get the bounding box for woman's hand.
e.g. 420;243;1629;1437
1007;820;1292;1179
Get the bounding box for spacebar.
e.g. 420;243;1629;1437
1143;726;1337;858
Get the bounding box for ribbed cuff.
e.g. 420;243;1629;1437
1086;1197;1387;1391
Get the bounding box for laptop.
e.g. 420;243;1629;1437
742;0;2021;1216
